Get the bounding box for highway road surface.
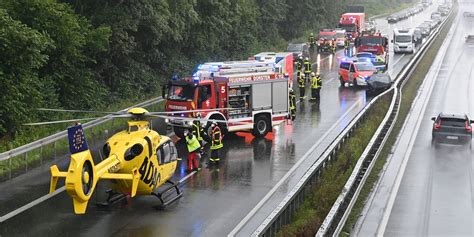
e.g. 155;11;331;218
355;2;474;236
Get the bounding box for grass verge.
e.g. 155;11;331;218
340;4;458;236
276;90;393;237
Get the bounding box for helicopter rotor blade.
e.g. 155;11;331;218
147;107;243;115
23;117;103;126
38;108;122;115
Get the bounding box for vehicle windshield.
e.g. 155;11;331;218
168;84;196;101
357;53;373;58
320;34;335;40
338;24;356;32
336;33;345;38
287;44;303;52
360;37;384;46
395;35;412;43
356;63;376;71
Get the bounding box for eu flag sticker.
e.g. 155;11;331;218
68;124;89;154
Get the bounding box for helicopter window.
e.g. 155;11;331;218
129;125;140;132
124;143;144;161
103;143;111;158
162;142;172;164
169;142;177;161
156;147;164;165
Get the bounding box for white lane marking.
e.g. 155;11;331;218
179;171;197;183
0;186;66;223
228;97;363;236
376;11;458;236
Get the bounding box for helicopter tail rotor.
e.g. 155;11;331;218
49;150;98;214
49;124;141;214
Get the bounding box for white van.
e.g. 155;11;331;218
393;28;415;54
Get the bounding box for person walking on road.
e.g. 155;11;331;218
185;129;201;172
209;122;223;166
310;72;322;102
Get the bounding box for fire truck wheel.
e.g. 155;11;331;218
253;115;270;137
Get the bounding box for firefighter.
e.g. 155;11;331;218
209;122;223;166
289;88;296;120
303;57;311;82
296;57;303;72
185;129;201;172
310;72;322;102
192;113;206;157
308;33;316;47
344;37;351;56
298;73;306;101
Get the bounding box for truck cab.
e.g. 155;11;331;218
318;29;337;53
354;32;389;70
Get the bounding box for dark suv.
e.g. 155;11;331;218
431;113;473;146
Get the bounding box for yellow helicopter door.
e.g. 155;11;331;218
156;141;178;185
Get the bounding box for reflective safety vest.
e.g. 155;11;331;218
211;126;223;150
304;60;312;73
344;40;350;48
311;76;322;89
296;61;302;71
298;76;305;88
192;121;204;141
186;134;201;152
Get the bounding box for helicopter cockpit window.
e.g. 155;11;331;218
169;142;177;161
124;143;144;161
156;147;164;165
162;142;171;163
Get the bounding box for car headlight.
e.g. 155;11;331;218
187;120;193;126
165;118;170;123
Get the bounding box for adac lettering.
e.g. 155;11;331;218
138;157;160;189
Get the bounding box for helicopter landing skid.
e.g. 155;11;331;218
152;180;183;209
96;189;128;208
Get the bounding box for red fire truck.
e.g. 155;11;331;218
165;61;290;138
339;13;365;41
318;29;337;53
355;32;389;71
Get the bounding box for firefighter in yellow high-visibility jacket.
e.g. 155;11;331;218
310;72;322;102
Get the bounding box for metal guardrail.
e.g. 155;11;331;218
317;5;455;237
0;96;164;180
253;5;454;237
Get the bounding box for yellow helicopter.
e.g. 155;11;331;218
27;107;247;214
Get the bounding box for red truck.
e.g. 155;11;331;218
165;60;290;138
338;13;365;41
318;29;337;53
355;32;389;71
